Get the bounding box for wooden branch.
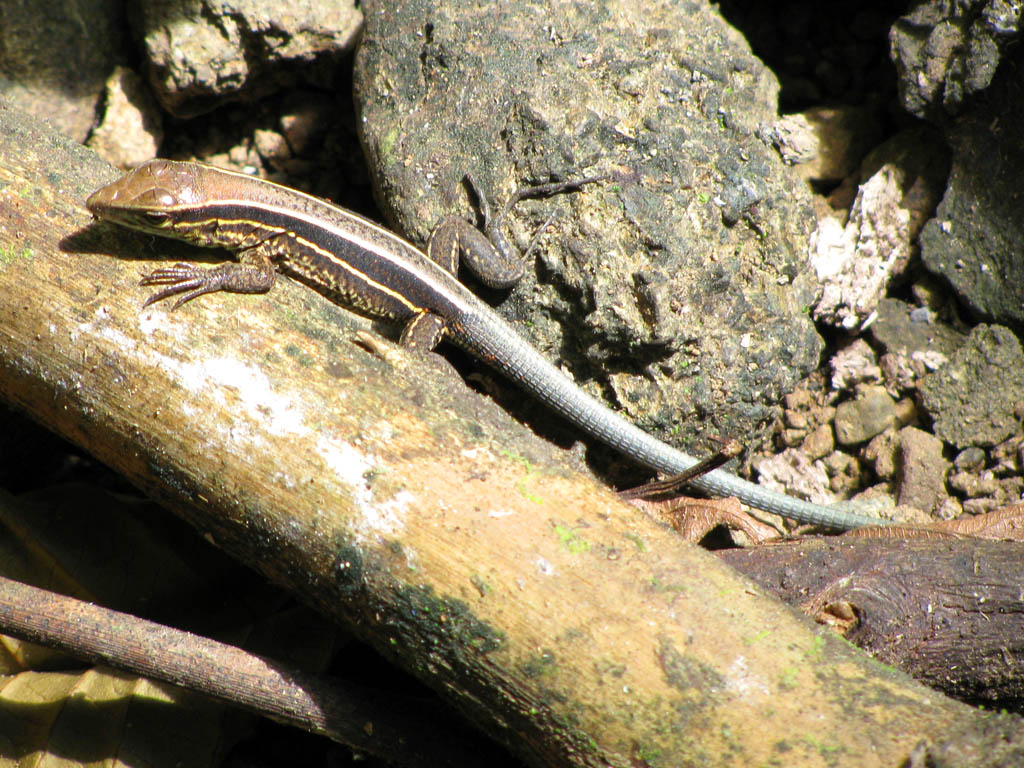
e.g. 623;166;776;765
0;576;501;768
719;537;1024;708
0;98;1009;766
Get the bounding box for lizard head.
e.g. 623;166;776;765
86;159;210;237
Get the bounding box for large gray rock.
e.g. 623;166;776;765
890;2;1024;326
134;0;362;117
917;66;1024;326
354;0;823;455
0;0;126;142
890;0;1020;121
920;324;1024;449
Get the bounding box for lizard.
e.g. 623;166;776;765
86;159;878;530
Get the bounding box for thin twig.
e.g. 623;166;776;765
0;576;504;768
618;440;743;501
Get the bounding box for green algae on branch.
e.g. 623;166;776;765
0;245;34;265
553;523;591;554
390;583;506;656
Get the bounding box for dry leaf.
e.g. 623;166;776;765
628;496;780;544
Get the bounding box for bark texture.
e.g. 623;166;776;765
720;536;1024;708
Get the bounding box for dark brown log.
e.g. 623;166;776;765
0;97;1011;767
718;536;1024;709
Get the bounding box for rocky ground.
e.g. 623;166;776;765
729;0;1024;529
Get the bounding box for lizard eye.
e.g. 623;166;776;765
142;210;171;227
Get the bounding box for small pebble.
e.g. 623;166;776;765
834;386;899;446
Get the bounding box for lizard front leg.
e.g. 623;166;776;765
139;237;281;308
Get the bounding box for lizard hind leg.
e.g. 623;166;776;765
427;213;525;290
425;170;610;292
